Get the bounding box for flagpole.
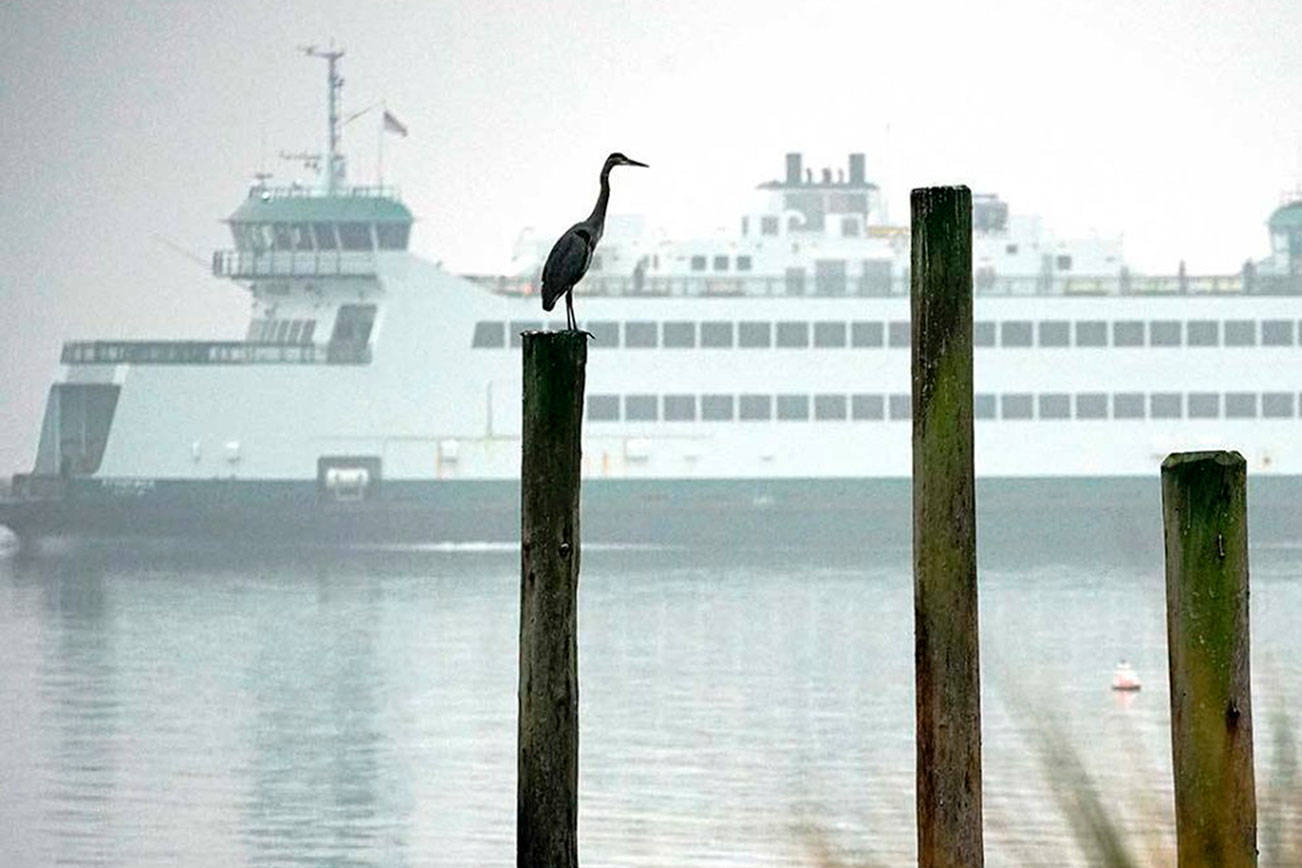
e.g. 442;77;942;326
377;100;386;188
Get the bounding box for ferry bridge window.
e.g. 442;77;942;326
760;216;779;236
888;321;910;348
472;321;506;348
509;320;542;348
690;255;707;271
246;319;269;342
1001;394;1033;419
1187;320;1219;346
814;394;847;420
1188;393;1219;418
1113;321;1144;347
777;394;810;421
588;395;619;421
737;256;753;272
739;394;772;421
1001;321;1033;347
1005;244;1019;255
1225;392;1257;418
784;268;806;296
700;321;734;348
712;255;729;271
1151;393;1183;419
1038;321;1070;347
1076;393;1108;419
851;394;884;420
663;321;696;348
1113;393;1145;419
664;395;696;421
776;321;809;348
815;260;848;295
275;320;292;343
701;394;734;420
313;222;339;250
975;394;996;420
292;223;314;251
625;321;658;348
1262;319;1294;346
814;321;847;348
273;222;294;249
287;321;304;344
841;217;858;237
587;321;619;345
974;322;996;348
1056;255;1073;271
1039;394;1070;419
738;321;772;348
338;222;373;251
889;394;912;420
1262;392;1294;418
300;320;316;343
1150;321;1182;346
331;304;378;346
376;222;410;250
851;321;884;348
1076;321;1107;347
1224;320;1256;346
625;395;658;421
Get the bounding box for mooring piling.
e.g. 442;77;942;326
518;330;586;868
910;185;983;867
1161;451;1257;867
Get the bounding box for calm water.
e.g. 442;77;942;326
1;526;1299;865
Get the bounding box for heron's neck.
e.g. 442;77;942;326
586;166;612;231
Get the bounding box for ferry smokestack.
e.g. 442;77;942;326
849;153;865;185
786;152;802;185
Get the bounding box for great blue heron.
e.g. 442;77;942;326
542;152;648;331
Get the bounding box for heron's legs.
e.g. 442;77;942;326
566;291;576;331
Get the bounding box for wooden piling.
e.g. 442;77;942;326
911;185;983;867
518;330;586;868
1161;451;1256;867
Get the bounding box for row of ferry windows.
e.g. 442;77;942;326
232;221;410;253
246;318;317;344
587;391;1302;422
473;319;1302;349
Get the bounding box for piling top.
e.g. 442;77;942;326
1161;451;1245;471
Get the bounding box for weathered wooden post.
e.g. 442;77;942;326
911;185;983;867
518;330;586;868
1161;451;1256;866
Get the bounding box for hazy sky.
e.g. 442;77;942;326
1;0;1300;473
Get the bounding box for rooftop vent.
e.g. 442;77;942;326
785;153;802;185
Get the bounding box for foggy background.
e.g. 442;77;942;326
1;0;1300;476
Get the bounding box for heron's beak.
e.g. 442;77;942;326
624;158;649;168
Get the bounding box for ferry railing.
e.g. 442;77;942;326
212;249;378;279
60;341;372;366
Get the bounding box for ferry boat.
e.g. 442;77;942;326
3;51;1302;547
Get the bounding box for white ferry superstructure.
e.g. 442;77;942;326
4;51;1302;545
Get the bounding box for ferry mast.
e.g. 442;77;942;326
299;44;346;194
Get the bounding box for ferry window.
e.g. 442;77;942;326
738;321;772;348
376;222;410;250
287;320;304;344
841;217;858;237
275;320;292;343
664;395;696;421
273;222;294;249
1056;255;1072;271
338;222;373;251
852;394;884;420
246;319;269;342
625;321;658;348
588;395;620;421
1001;321;1033;347
1113;321;1144;347
292;223;314;251
663;321;696;348
974;322;996;348
509;320;542;348
1188;393;1219;418
1005;244;1018;255
1038;321;1070;347
761;216;779;236
701;394;734;420
975;394;996;420
814;394;847;420
1262;320;1294;346
741;217;749;236
1076;321;1107;347
1076;393;1108;419
300;320;316;343
1225;392;1256;418
700;321;734;348
776;321;809;348
588;321;619;346
472;321;506;348
313;222;339;250
1224;320;1256;346
888;321;910;348
1150;321;1182;346
784;268;807;296
1001;394;1033;419
690;255;707;271
736;255;753;272
1263;392;1294;418
889;394;912;420
712;255;729;271
1187;320;1219;346
1113;393;1145;419
1039;394;1070;419
331;304;377;345
739;394;772;420
1151;393;1182;419
625;395;658;421
814;321;847;348
851;321;884;348
815;260;847;295
777;394;810;421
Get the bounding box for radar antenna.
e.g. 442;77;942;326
298;43;347;194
